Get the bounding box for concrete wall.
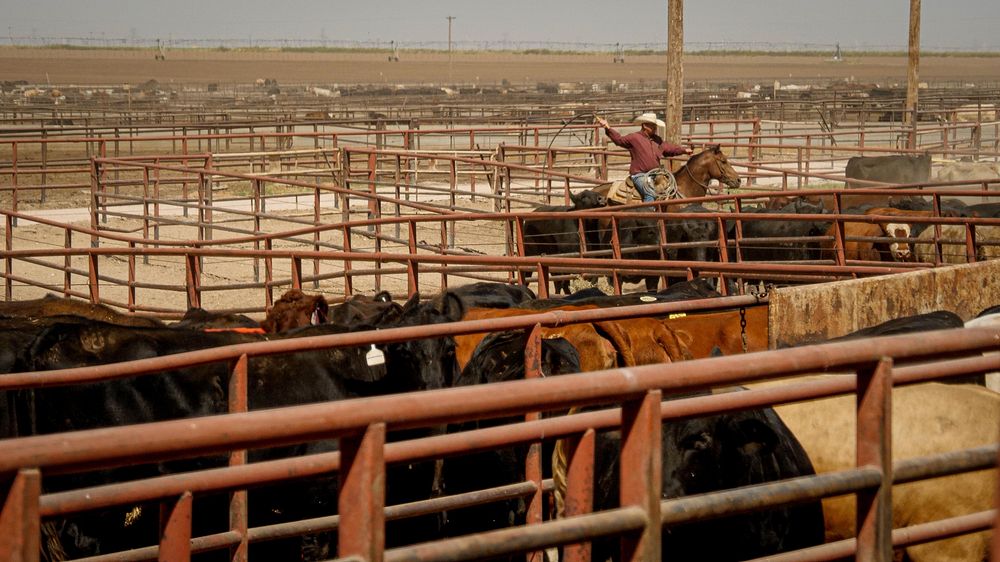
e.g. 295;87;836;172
769;260;1000;348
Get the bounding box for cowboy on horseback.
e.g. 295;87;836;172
596;113;692;202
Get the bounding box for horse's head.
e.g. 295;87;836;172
701;145;741;190
673;145;741;199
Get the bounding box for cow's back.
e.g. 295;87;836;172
846;154;931;187
769;381;998;562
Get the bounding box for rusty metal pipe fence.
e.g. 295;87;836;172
0;313;997;561
3;116;998;209
4;195;999;313
1;130;998;314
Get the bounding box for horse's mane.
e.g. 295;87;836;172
682;147;714;168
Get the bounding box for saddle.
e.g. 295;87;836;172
604;169;678;205
606;177;641;205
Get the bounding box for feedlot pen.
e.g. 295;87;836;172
0;89;999;562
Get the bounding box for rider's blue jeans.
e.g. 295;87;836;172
630;172;657;202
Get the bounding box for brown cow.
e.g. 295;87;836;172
454;307;616;373
260;289;330;333
456;307;692;374
820;207;937;262
593;317;692;365
821;222;891;262
0;294;164;328
662;305;769;359
765;381;998;562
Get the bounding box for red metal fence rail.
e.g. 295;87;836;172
0;319;996;561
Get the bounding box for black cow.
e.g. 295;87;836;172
445;282;537;309
655;277;724;301
9;293;464;560
440;330;580;556
736;198;830;263
976;304;1000;318
969;202;1000;219
522;190;607;295
168;307;261;330
522;278;721;310
829;310;964;341
601;204;721;291
587;391;825;561
327;291;402;327
845;153;931;187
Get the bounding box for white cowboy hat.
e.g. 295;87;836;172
633;112;666;129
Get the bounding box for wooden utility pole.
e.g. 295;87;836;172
666;0;684;143
905;0;921;148
447;16;456;85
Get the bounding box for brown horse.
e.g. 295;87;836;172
671;144;742;198
595;144;741;203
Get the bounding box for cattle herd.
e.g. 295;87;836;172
518;152;1000;297
1;270;998;560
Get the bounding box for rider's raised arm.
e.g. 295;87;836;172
604;126;633;149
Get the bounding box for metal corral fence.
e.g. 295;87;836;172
2;117;999;210
1;86;997;131
0;296;997;561
1;145;999;314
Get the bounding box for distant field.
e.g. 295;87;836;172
2;47;1000;86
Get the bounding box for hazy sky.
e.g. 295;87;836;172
4;1;1000;50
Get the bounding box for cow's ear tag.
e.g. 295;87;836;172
366;345;385;366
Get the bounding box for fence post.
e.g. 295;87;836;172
185;253;201;310
339;423;387;562
0;468;41;562
993;433;1000;562
128;241;137;312
563;428;596;562
4;215;12;301
620;390;662;562
10;142;17;228
609;216;622;295
524;324;545;562
855;357;893;562
514;217;528;288
88;253;100;304
159;492;193;562
229;354;249;562
407;221;419;296
89;158;101;249
291;256;303;291
343;225;354;297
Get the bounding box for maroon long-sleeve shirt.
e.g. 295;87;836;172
604;127;687;175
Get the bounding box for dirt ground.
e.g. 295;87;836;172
2;47;1000;87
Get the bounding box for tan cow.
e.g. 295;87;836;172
769;381;998;562
915;224;1000;264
